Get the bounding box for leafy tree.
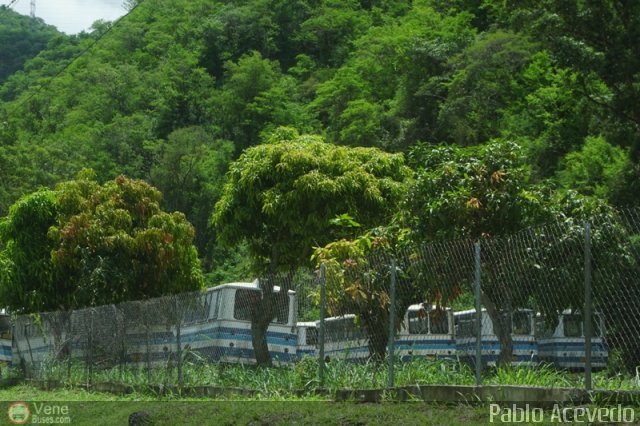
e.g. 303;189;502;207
512;1;640;150
406;140;547;239
216;51;307;154
294;0;372;67
0;189;61;312
311;224;446;360
213;127;412;272
309;4;475;149
0;171;203;313
200;0;280;80
405;139;627;366
437;31;538;145
405;140;547;365
148;126;234;263
557;136;631;202
386;6;475;148
212;127;412;365
501;51;596;178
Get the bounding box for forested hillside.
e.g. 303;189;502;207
1;0;638;286
0;6;62;84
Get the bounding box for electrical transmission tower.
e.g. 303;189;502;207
30;0;35;17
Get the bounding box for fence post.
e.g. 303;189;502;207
88;309;94;386
388;259;397;389
119;306;126;381
145;319;151;384
584;221;592;391
474;241;482;386
318;264;326;389
66;311;72;381
175;297;183;388
67;337;72;381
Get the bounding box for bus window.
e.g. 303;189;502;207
345;321;354;340
535;317;544;337
273;293;289;324
207;291;219;320
430;313;449;335
563;315;582;337
306;327;318;345
0;315;10;339
325;320;340;342
456;316;475;337
535;316;555;338
512;311;531;335
351;321;365;340
345;319;359;341
408;310;428;334
234;289;261;321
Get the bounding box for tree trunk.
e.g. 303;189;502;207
481;291;513;367
251;268;296;366
48;312;71;361
367;333;387;362
365;315;387;362
251;291;274;367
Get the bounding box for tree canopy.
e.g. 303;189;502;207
0;171;203;313
404;139;623;365
212;127;413;274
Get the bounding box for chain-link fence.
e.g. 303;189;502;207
316;208;640;390
7;209;640;392
10;273;320;385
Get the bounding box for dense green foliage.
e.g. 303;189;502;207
213;127;412;273
0;172;203;313
1;0;639;317
0;6;61;83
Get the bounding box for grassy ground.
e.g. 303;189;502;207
1;385;639;426
18;357;640;398
0;385;486;425
3;359;638;425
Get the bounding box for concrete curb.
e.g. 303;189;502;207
14;380;640;405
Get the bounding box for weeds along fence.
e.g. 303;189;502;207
8;209;640;392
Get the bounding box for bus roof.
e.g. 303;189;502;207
406;303;452;311
454;308;534;316
206;280;295;294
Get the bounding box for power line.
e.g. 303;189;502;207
5;0;22;8
7;0;146;114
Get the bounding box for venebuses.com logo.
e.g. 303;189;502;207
7;402;30;424
7;401;71;424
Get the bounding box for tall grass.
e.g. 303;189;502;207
23;356;639;399
485;363;573;387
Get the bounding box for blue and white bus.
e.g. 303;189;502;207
12;280;298;368
125;281;299;366
321;314;369;362
536;310;608;370
295;321;317;360
395;304;456;361
455;308;537;367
